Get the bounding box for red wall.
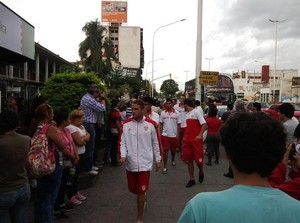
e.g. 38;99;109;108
261;65;270;83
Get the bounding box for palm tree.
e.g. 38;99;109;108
79;19;115;80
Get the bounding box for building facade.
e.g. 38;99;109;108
232;66;299;103
0;2;72;111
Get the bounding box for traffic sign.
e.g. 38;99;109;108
199;71;219;85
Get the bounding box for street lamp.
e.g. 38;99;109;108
205;57;214;70
151;18;186;97
146;58;163;86
269;19;286;102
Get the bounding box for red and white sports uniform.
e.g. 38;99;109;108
119;116;161;172
147;111;160;125
160;109;181;137
160;109;181;152
181;108;206;164
173;103;187;128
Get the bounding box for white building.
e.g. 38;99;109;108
232;67;299;103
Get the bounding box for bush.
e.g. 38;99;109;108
41;72;105;112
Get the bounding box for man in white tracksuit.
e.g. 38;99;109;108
119;99;161;223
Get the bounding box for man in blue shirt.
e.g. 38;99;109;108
178;112;300;223
80;84;106;175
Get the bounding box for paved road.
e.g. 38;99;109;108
42;145;233;223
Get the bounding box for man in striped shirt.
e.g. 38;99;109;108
80;84;106;175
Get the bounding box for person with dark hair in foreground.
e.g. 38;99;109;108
179;112;300;223
0;111;31;223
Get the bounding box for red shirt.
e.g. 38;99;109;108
205;116;222;135
269;162;300;200
110;108;121;135
184;108;206;142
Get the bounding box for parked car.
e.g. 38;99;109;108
264;103;300;120
246;101;270;112
260;102;270;112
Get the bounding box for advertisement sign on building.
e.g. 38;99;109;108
101;1;127;23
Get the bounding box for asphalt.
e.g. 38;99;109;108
33;144;232;223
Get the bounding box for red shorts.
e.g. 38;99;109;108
181;140;204;165
161;135;179;152
179;128;186;142
126;170;150;194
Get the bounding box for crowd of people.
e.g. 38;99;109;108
1;85;300;223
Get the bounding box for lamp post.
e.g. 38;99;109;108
146;58;163;86
205;57;214;71
151;19;186;97
269;19;286;102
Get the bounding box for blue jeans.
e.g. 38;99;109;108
34;159;62;223
83;123;96;171
0;184;30;223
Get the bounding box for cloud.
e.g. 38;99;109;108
204;0;300;74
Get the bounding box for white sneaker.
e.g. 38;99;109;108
92;166;99;171
89;170;98;175
82;170;98;175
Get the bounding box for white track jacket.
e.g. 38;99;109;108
119;116;161;172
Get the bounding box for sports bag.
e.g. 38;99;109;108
27;124;56;178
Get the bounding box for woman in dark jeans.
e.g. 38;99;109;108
33;104;76;223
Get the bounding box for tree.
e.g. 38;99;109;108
41;72;104;112
78;19;116;81
160;79;179;98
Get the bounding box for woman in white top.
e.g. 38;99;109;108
66;108;90;205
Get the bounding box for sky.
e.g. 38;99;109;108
2;0;300;91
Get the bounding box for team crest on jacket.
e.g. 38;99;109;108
144;126;148;131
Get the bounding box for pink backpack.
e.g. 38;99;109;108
27;124;56;178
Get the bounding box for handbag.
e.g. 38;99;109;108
27;124;56;178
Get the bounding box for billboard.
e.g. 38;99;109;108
0;2;35;60
101;1;127;23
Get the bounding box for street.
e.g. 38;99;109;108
42;145;233;223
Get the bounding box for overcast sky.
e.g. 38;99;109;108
2;0;300;91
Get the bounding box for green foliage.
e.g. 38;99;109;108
78;19;116;81
160;79;179;98
107;89;120;99
41;72;104;112
124;77;142;96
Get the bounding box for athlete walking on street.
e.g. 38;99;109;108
119;99;162;223
159;98;181;174
181;99;207;188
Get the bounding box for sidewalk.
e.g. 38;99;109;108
52;146;233;223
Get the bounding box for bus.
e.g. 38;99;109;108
184;73;235;105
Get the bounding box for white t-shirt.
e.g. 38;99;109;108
174;103;187;128
159;109;181;137
66;124;87;155
283;118;299;144
148;111;160;125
